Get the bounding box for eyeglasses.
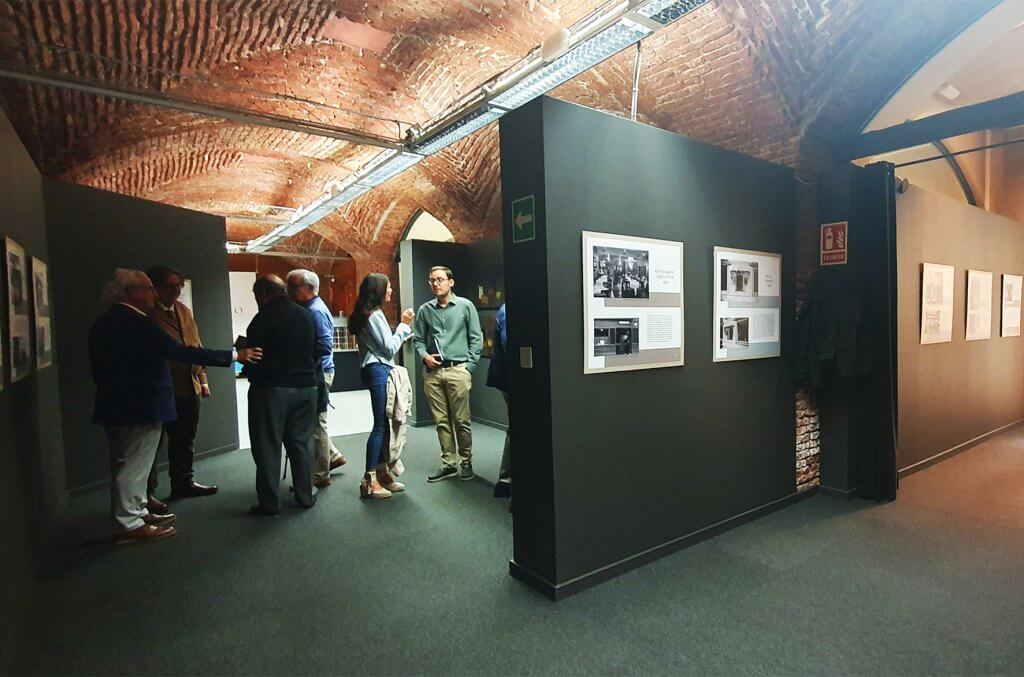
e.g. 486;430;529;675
428;278;450;286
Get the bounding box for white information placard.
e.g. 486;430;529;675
920;263;954;345
965;269;993;341
713;246;782;362
1001;273;1022;338
583;231;684;374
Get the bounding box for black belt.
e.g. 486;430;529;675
439;360;466;368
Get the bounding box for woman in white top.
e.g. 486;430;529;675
347;273;414;499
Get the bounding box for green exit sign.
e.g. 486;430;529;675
511;195;535;243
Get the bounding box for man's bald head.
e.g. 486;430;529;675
253;275;287;306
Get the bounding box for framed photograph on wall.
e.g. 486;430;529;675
31;257;53;369
5;237;32;381
920;263;954;345
1001;274;1022;338
713;247;782;362
965;269;993;341
582;231;684;374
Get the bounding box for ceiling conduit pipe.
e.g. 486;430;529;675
631;41;643;122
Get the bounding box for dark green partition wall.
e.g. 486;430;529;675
43;180;239;491
501;98;801;598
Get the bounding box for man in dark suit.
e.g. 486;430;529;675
89;268;262;544
243;275;319;516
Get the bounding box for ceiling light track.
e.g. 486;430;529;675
0;67;405;150
250;0;710;254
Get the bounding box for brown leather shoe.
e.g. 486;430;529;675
115;524;177;545
143;512;176;527
147;496;170;515
329;454;347;470
313;477;332;489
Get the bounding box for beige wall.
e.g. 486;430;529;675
897;185;1024;471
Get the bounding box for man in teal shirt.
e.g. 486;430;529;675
413;266;483;482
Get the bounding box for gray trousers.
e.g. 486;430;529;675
248;385;317;511
105;422;163;532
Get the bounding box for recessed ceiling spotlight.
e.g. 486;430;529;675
936;83;961;102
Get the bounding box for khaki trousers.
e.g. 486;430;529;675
423;364;473;467
313;371;339;482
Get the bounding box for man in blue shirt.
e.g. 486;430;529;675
287;269;346;488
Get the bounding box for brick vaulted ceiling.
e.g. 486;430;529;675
0;0;997;271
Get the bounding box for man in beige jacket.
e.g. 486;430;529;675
146;265;220;506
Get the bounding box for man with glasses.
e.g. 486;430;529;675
413;266;483;482
286;269;345;488
89;269;261;543
145;265;220;505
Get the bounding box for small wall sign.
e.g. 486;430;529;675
820;221;848;266
511;195;536;243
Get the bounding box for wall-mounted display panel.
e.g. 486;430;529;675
1001;273;1022;338
6;237;32;381
920;262;954;345
965;269;993;341
713;246;782;362
583;231;684;374
32;257;52;369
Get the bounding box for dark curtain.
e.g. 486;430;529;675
852;162;899;500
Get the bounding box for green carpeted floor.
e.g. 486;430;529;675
13;424;1024;675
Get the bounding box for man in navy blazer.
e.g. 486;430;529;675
89;268;262;544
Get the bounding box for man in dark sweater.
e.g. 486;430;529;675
243;275;319;515
89;268;262;544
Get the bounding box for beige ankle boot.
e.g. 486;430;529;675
376;464;405;493
360;471;392;499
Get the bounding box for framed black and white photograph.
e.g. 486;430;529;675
1001;273;1022;338
592;247;650;299
593;318;640;357
32;257;53;369
965;269;992;341
920;262;954;345
713;246;781;362
6;237;32;381
583;231;684;374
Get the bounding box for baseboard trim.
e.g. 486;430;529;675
471;415;508;431
70;442;240;495
509;487;817;601
898;418;1023;479
819;484;859;500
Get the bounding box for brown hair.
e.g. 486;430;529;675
428;266;453;280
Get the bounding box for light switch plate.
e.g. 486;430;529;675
519;346;533;369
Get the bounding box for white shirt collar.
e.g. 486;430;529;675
118;302;148;317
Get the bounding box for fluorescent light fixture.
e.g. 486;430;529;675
490;18;652;111
634;0;710;25
354;151;424;187
413;107;505;155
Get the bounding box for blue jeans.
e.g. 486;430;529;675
361;363;392;471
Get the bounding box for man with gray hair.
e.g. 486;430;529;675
287;268;345;488
89;268;262;543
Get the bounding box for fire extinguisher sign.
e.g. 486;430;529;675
820;221;848;266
